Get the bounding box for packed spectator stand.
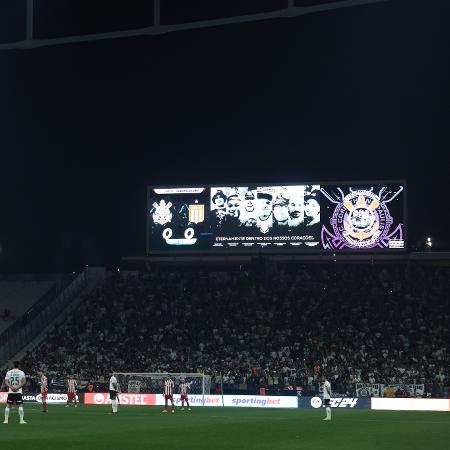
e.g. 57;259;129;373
15;263;450;397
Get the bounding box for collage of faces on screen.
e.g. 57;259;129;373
210;185;321;235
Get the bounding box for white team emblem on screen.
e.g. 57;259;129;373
152;199;173;225
188;204;205;224
162;227;197;246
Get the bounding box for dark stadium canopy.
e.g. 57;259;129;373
0;0;449;272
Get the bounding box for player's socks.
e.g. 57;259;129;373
4;406;10;423
326;407;331;419
112;399;117;413
19;406;25;423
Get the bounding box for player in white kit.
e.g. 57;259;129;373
108;372;119;415
322;375;332;421
4;361;27;425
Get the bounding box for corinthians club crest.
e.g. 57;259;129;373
341;191;383;246
321;186;404;249
152;199;173;226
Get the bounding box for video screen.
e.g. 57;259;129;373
210;185;321;248
147;182;406;253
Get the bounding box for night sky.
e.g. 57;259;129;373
1;0;449;272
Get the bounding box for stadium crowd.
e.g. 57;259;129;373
18;264;449;396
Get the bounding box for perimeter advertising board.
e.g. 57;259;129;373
0;392;80;404
84;393;297;408
298;396;370;409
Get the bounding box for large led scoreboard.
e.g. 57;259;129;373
147;181;406;254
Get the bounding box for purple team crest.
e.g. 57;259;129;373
321;186;404;250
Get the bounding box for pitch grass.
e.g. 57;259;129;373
0;404;449;450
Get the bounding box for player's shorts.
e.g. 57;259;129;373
109;390;117;400
41;391;48;400
164;395;173;401
323;399;331;406
7;393;23;405
180;394;188;401
67;392;76;399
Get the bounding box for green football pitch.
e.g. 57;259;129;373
0;404;449;450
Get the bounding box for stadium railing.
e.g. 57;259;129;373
0;270;88;366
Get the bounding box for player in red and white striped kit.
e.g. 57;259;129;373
162;374;175;413
179;379;191;411
39;370;48;413
66;375;78;407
